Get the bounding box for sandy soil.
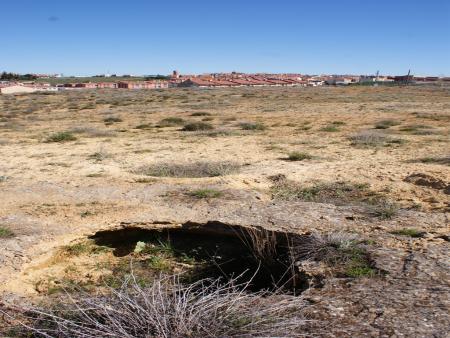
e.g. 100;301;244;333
0;86;449;336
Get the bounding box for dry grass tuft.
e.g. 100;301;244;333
182;122;214;131
69;126;116;138
103;116;123;123
374;119;401;129
349;131;404;147
0;226;14;238
270;179;371;205
291;232;376;277
190;112;211;117
44;132;77;143
135;161;240;178
284;152;313;161
158;117;185;127
239;122;266;131
5;275;307;337
414;155;450;166
270;178;398;218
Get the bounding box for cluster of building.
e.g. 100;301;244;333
1;71;449;94
175;72;449;88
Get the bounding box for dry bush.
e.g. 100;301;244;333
319;125;339;132
135;161;240;178
239;122;266;131
374;119;401;129
270;179;371;205
69;126;116;138
192;129;235;137
88;149;111;162
234;227;278;262
349;131;404;147
4;275;307;338
399;124;433;133
284;152;313;161
270;178;397;218
44;132;77;143
158;117;185;127
291;232;376;277
292;232;359;262
190;112;211;117
366;200;399;219
103;116;123;123
415;155;450;166
349;131;388;146
182;122;214;131
0;226;14;238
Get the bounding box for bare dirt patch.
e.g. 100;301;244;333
1;86;449;337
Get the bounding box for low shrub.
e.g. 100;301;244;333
396;124;436;135
331;121;346;125
182;122;214;131
374;119;401;129
45;132;77;143
135;123;152;129
0;226;14;238
271;179;371;205
188;188;223;199
292;232;376;278
9;275;307;337
190;112;211;117
239;122;266;131
158;117;185;127
88;150;110;162
69;126;116;138
319;125;339;132
415;155;450;166
103;116;123;123
136;161;240;178
296;125;312;131
390;228;424;238
367;200;399;219
349;131;404;147
285;152;313;161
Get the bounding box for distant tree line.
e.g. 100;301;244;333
1;72;37;80
145;75;170;80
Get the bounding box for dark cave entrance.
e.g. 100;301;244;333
89;221;308;294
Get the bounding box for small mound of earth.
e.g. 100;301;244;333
404;173;449;194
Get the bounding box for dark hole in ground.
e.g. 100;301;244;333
89;222;307;294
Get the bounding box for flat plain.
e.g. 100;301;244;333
1;85;449;336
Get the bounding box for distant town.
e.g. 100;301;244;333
1;70;449;94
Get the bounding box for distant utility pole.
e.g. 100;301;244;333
405;69;411;86
375;70;379;81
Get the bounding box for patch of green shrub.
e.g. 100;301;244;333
285;152;313;161
182;122;214;131
0;226;14;238
188;189;223;199
45;132;77;143
239;122;266;131
158;117;185;127
390;228;424;238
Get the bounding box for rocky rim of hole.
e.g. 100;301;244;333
86;220;381;295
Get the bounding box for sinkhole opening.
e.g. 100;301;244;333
89;222;308;294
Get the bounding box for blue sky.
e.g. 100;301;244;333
2;0;449;76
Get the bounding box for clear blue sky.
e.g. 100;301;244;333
2;0;449;76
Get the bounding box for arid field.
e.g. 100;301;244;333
1;86;449;336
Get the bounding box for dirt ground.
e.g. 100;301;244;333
0;85;449;336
